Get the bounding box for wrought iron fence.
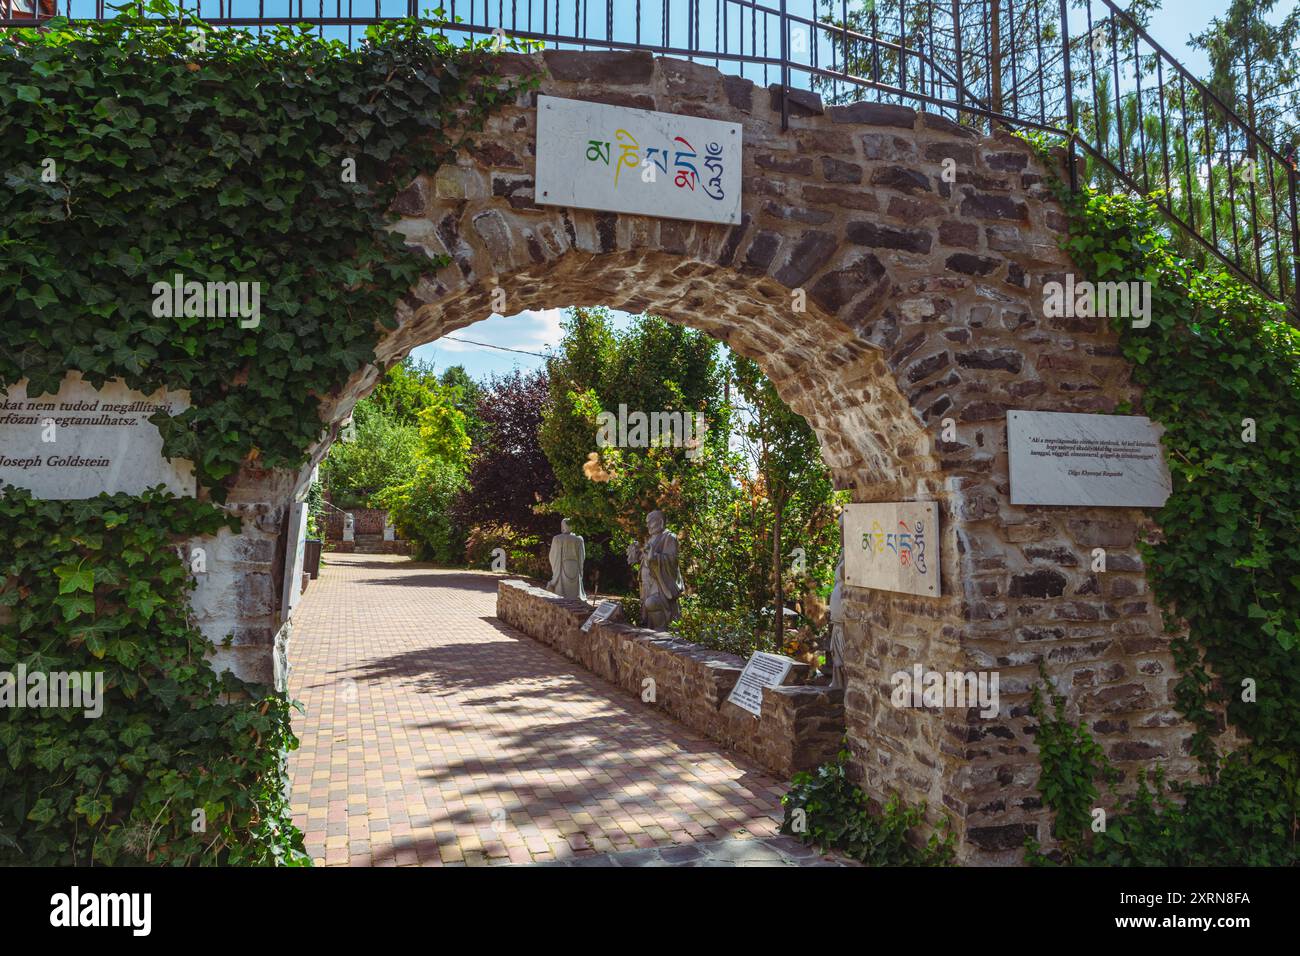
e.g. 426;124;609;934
4;0;1297;317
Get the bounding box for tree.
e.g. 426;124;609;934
539;307;729;592
366;357;441;426
376;382;472;561
455;368;556;539
319;400;420;508
726;354;844;652
439;363;488;446
1193;0;1300;152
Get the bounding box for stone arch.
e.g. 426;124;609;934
214;51;1199;863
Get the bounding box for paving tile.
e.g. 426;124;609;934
287;554;792;867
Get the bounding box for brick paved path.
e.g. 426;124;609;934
287;553;835;867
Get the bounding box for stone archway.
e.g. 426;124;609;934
211;51;1197;863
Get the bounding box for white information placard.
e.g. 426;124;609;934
280;497;309;623
535;94;742;226
727;651;796;717
1007;410;1171;508
0;373;195;499
843;502;940;597
581;599;621;633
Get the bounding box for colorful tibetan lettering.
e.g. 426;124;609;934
702;142;726;200
613;128;640;187
673;135;698;190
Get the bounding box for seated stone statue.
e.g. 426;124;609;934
547;518;587;601
625;509;684;629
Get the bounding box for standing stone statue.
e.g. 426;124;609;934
625;509;684;629
547;518;587;601
828;514;847;690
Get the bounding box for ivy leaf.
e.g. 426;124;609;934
55;592;96;622
54;562;94;594
26;799;58;825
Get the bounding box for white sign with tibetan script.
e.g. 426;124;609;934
843;502;940;598
535;94;742;225
0;373;195;499
1007;410;1171;508
727;651;795;717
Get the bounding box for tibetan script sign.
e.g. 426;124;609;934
727;651;795;717
535;94;742;226
0;374;195;500
1007;410;1172;508
843;502;940;598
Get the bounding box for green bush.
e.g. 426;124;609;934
781;752;954;866
670;596;774;658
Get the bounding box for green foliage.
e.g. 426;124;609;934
540;308;728;549
377;386;471;561
0;4;531;864
365;358;448;428
464;524;548;580
672;597;774;659
1051;176;1300;763
781;752;954;866
1017;142;1300;866
0;2;536;495
1023;666;1117;864
1024;672;1299;866
320;401;421;508
712;353;845;653
0;488;308;865
305;479;325;540
539;307;843;655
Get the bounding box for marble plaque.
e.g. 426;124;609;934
1007;410;1171;507
843;502;940;598
280;497;309;623
0;374;195;499
536;95;742;226
581;600;621;634
727;652;795;717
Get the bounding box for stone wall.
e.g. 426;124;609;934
206;51;1203;863
497;580;845;779
324;507;389;538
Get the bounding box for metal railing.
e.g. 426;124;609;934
4;0;1297;317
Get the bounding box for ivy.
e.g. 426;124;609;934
1049;173;1300;762
1;2;537;495
1019;136;1300;864
780;751;955;865
0;488;310;864
0;4;534;863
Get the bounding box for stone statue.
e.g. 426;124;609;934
547;518;587;601
625;509;684;629
828;514;847;690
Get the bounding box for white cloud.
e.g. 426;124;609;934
436;308;565;354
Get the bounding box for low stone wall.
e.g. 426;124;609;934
324;507;389;539
325;538;412;555
497;579;845;780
